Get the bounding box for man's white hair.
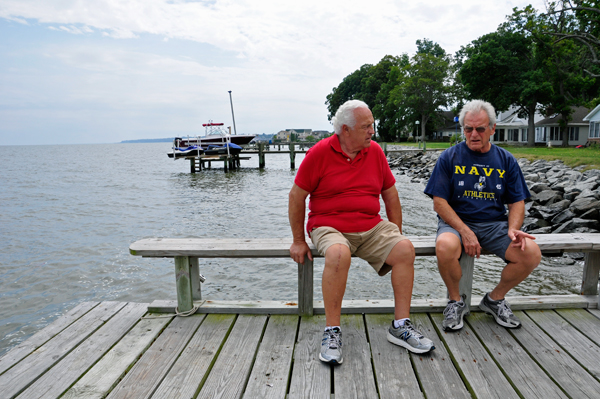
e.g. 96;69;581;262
331;100;370;135
459;100;496;127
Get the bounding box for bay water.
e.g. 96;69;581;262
0;142;584;356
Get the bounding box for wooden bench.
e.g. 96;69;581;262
129;234;600;316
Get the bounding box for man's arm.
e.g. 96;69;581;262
288;183;313;263
433;196;482;258
381;185;403;234
507;200;535;250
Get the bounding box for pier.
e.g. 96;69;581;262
1;233;598;398
1;302;599;398
184;142;438;172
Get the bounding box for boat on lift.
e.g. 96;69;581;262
167;138;204;159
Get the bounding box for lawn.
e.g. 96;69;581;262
389;141;600;170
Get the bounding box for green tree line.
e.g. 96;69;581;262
326;0;600;146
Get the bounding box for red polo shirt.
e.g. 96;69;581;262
294;134;395;234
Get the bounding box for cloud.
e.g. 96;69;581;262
0;0;549;144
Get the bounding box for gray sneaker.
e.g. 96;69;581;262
479;293;521;328
319;327;343;364
442;297;467;331
387;320;435;354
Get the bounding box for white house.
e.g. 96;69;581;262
494;107;544;144
583;104;600;144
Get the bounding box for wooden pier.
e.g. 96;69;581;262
1;301;600;398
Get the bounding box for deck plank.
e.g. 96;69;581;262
334;314;378;399
287;315;330;399
62;314;173;399
18;302;149;399
365;314;423;399
243;315;298;399
557;309;600;345
152;314;235;399
196;315;268;399
525;310;600;379
106;314;205;399
430;313;520;398
510;310;600;398
588;308;600;319
0;301;126;399
0;301;99;376
467;312;567;399
409;313;471;399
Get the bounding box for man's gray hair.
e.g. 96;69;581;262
331;100;370;135
459;100;496;127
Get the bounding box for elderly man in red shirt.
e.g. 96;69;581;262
289;99;434;364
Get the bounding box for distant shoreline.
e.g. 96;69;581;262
120;138;173;143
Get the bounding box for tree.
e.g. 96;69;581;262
510;4;597;146
389;39;453;142
458;29;551;146
325;55;408;141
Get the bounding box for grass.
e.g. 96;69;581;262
389;141;600;170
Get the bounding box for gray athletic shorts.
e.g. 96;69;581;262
436;218;512;262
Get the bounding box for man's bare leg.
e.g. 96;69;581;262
490;240;541;300
322;243;351;326
387;239;416;320
435;232;463;301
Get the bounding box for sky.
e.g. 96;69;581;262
0;0;548;145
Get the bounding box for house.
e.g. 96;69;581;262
432;111;461;140
535;106;590;146
583;104;600;144
492;107;544;144
275;129;313;142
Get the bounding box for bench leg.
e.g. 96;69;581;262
190;257;202;300
298;258;314;317
458;253;475;315
581;252;600;299
174;256;194;313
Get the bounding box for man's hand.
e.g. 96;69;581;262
508;229;536;251
290;241;313;264
460;227;482;258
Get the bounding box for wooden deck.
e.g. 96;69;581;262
2;301;600;398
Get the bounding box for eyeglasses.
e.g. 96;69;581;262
463;126;488;134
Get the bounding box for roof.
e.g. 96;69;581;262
536;106;591;126
583;104;600;122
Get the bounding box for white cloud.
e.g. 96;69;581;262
0;0;549;144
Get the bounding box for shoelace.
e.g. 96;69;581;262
325;330;341;349
443;301;460;320
403;321;424;339
496;300;514;320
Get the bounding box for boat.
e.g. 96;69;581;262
167;140;204;159
203;142;243;156
187;122;256;146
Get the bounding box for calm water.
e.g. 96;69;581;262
0;143;584;355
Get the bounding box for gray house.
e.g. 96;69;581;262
535;106;590;146
583;104;600;144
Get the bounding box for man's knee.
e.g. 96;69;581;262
436;233;462;261
324;244;351;271
506;240;541;271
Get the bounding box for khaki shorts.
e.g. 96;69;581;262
310;220;408;276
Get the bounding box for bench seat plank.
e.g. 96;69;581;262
130;234;600;258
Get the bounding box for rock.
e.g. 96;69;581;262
551;209;577;225
578;188;600;200
554;217;600;233
528;226;553;234
522;217;551;232
524;173;540;182
529;182;552;194
572;227;600;233
566;252;585;260
569;197;600;216
564;191;580;202
535;190;563;205
580;208;599;221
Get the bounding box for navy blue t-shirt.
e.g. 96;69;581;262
424;142;530;223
